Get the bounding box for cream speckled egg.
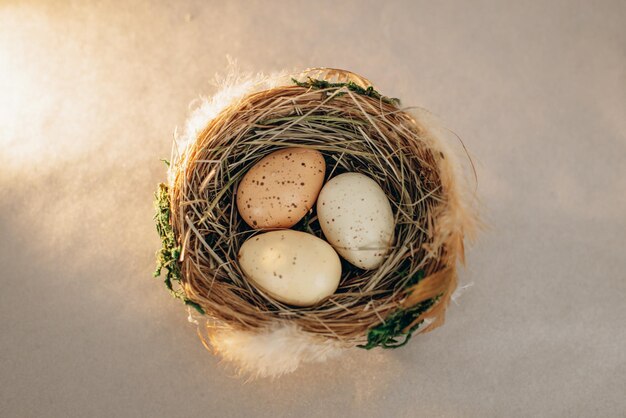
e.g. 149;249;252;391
238;230;341;307
317;172;394;270
236;148;326;229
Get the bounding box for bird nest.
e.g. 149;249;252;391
154;68;476;361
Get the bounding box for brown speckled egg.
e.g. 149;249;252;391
236;147;326;229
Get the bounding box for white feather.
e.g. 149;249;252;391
207;322;347;379
169;59;290;185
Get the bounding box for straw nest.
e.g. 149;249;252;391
155;68;476;353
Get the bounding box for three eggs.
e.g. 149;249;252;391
236;148;395;307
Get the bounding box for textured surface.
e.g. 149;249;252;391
1;1;625;417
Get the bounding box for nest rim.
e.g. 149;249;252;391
158;69;470;348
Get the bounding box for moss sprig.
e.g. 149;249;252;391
358;296;438;350
357;269;437;350
154;182;205;314
292;77;401;106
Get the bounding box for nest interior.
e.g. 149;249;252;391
158;71;464;349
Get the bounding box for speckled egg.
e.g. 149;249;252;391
236;148;326;229
317;172;395;270
238;230;341;307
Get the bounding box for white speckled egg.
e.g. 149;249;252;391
316;172;394;269
236;148;326;229
238;230;341;307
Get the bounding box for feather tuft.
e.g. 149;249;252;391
206;322;346;379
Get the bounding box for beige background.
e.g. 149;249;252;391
1;1;625;417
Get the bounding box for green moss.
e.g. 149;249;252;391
358;269;439;350
153;182;205;315
404;269;425;289
358;297;438;350
292;77;401;106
